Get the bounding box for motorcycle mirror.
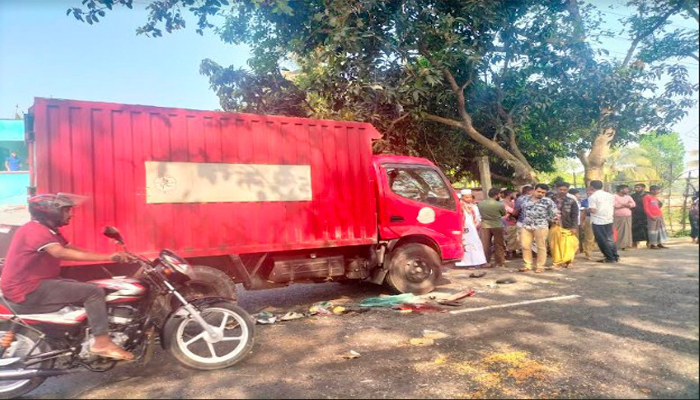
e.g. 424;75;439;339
103;226;124;245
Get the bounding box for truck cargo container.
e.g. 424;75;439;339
21;98;463;297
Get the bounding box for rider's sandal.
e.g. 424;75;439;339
89;347;135;361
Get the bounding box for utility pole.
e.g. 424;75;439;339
667;164;673;232
680;171;692;233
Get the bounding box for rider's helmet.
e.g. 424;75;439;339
28;193;85;228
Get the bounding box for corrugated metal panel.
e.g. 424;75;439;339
32;98;380;258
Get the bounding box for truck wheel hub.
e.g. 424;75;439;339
406;259;430;283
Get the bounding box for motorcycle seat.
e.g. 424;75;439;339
0;296;64;315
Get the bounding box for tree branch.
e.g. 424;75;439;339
424;113;464;129
494;102;531;167
681;1;699;23
491;172;513;183
418;45;535;182
622;4;683;68
577;149;590;169
387;113;410;133
566;0;587;43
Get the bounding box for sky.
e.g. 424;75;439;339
0;0;698;157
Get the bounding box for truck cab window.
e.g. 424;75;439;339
386;166;456;210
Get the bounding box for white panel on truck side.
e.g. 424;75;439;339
145;161;312;203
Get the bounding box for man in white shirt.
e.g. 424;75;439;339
587;180;619;263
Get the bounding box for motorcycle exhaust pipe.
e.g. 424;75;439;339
0;368;76;381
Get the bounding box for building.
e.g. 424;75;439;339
0;119;29;206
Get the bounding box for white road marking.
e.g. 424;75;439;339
449;294;582;315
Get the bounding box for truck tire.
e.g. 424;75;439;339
181;265;238;302
385;243;440;295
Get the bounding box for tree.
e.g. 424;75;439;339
637;131;686;188
687;149;699;171
564;0;698;183
69;0;697;185
603;146;660;188
69;0;595;184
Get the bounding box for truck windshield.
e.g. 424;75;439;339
385;166;456;211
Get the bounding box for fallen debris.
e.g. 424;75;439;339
279;311;305;321
434;355;448;365
470;271;487;278
393;304;446;314
422;330;449;340
332;306;347;315
496;277;517;284
309;301;334;316
409;338;435;346
436;299;463;307
341;350;361;359
360;293;419;308
444;289;476;302
255;311;277;325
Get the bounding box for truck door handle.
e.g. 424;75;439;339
390;215;405;222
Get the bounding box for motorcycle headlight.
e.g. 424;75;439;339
159;250;192;275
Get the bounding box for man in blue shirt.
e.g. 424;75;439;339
5;151;23;171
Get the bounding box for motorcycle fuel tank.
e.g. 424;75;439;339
88;278;147;303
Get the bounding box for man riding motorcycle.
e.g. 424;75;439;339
1;193;135;360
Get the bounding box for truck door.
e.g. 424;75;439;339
378;164;463;261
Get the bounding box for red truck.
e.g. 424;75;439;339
21;98;463;298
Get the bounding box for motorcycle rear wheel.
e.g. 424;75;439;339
0;323;54;399
165;301;254;370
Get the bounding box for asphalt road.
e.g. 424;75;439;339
26;240;699;399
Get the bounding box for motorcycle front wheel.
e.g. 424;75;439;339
164;301;254;370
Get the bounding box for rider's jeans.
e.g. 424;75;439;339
21;279;109;336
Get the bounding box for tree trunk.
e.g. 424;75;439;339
477;156;492;194
580;126;615;186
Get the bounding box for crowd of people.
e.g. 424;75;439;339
455;180;684;273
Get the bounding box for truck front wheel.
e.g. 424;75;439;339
385;243;439;295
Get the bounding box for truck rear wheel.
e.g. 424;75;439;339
180;265;238;303
385;243;439;295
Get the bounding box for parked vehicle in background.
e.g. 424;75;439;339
20;98;463;297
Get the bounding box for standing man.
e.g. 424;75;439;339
579;187;597;260
690;191;699;245
477;188;507;267
588;180;619;263
644;185;668;249
518;184;557;273
613;185;636;250
550;182;580;268
631;183;648;248
514;185;534;218
501;189;519;259
4;151;22;171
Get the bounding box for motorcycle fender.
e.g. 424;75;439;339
160;297;233;349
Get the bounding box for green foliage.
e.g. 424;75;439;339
638;131;686;186
68;0;698;184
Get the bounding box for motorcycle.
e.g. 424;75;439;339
0;227;255;399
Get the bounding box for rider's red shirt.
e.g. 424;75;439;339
1;221;67;303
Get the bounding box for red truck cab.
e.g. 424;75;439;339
372;155;463;293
